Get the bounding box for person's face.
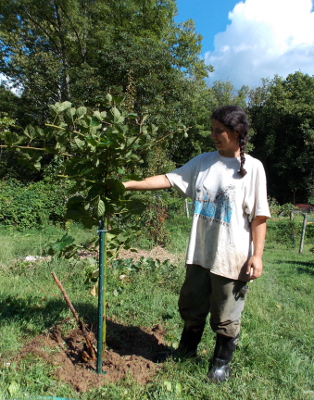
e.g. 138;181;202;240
210;119;239;157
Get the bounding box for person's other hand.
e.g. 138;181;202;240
246;255;263;280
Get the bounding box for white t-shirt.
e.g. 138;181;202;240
166;151;271;281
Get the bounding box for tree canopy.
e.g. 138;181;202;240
0;0;209;127
2;2;314;205
248;72;314;204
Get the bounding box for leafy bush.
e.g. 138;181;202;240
266;218;314;247
268;197;299;217
267;197;281;216
0;178;66;230
266;220;299;247
305;221;314;239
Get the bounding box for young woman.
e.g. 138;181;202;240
123;105;270;382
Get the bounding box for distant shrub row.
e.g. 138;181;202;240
266;219;314;247
0;179;67;230
1;178;313;249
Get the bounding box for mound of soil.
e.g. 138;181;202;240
12;319;168;393
77;245;182;264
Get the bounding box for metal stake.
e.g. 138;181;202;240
97;219;107;374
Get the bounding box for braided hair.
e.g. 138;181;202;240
211;105;249;177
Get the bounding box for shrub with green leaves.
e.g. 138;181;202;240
0;178;66;230
266;218;314;247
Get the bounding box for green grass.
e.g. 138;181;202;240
0;220;314;399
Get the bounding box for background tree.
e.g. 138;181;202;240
171;81;250;166
0;0;214;180
0;1;208;125
0;84;35;180
248;72;314;204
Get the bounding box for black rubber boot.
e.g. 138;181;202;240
155;323;205;363
207;334;238;382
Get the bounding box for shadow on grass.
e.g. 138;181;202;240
0;294;69;329
275;260;314;275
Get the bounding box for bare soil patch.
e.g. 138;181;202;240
77;245;182;264
12;320;168;393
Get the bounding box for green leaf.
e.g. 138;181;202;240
74;138;85;149
117;233;128;242
147;124;158;135
65;207;96;229
65;107;76;120
127;113;138;119
97;140;112;147
8;382;19;396
105;179;125;200
50;101;72;115
86;184;105;202
86;136;98;147
52;234;75;251
34;160;42;171
175;383;182;394
24;125;36;139
125;174;142;180
111;107;124;123
67;195;85;207
90;116;102;128
127;154;141;162
44;147;59;154
76;106;87;119
111;94;125;105
106;93;112;103
125;200;146;214
163;381;172;392
97;199;105;218
60;101;72;111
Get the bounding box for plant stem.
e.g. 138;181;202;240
51;271;96;360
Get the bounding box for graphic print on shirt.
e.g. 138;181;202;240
194;184;235;224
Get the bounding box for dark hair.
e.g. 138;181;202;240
211;105;249;177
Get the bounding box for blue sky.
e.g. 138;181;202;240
175;0;239;54
175;0;314;89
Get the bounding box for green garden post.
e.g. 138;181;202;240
97;219;107;374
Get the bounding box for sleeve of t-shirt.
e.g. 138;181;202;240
166;154;203;199
244;159;271;222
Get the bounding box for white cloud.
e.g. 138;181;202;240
205;0;314;89
0;73;23;96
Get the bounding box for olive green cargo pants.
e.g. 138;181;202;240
178;264;248;338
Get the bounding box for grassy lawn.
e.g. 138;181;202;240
0;219;314;399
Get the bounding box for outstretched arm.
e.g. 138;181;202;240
123;174;172;191
246;215;267;280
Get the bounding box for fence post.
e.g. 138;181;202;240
299;214;307;254
185;198;190;218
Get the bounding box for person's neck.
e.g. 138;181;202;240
218;149;240;158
